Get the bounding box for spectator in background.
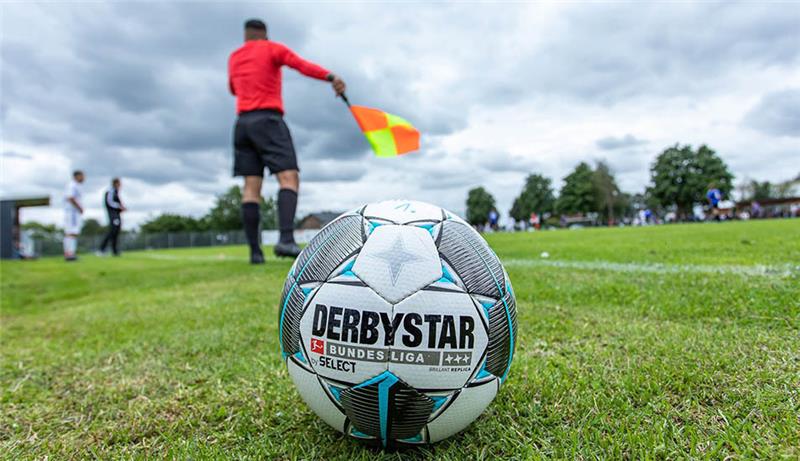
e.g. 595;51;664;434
530;212;540;230
63;170;84;261
488;209;499;231
99;177;126;256
707;183;722;220
751;200;761;219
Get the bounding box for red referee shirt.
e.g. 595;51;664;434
228;40;331;114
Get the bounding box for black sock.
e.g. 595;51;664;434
278;188;298;244
241;202;261;254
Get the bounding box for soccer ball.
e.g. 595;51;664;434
279;200;517;447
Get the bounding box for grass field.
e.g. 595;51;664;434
2;220;799;459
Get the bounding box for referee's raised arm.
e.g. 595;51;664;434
227;18;346;264
272;43;347;96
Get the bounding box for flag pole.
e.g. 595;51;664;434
340;93;351;108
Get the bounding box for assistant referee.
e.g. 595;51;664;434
229;19;345;263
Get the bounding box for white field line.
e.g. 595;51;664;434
503;258;799;278
125;253;250;262
127;252;798;278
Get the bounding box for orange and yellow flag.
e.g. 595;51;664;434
349;105;420;157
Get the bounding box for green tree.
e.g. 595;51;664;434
260;196;278;230
749;180;773;201
204;186;245;231
556;162;595;215
202;185;278;231
509;174;555;223
648;144;734;218
592;161;622;224
615;192;634;219
509;198;525;224
466;187;496;227
81;218;106;236
774;173;800;198
140;214;205;233
21;221;60;239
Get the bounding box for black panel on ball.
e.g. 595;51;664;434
340;376;434;445
437;220;505;299
294;214;364;284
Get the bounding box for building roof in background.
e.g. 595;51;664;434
299;211;344;229
0;196;50;207
736;197;800;207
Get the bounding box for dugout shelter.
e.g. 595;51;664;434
0;196;50;259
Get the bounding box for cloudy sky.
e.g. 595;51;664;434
1;2;798;228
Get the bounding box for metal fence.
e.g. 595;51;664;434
27;229;320;257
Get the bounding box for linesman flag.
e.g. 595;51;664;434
342;96;420;157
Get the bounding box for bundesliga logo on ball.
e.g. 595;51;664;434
279;200;517;447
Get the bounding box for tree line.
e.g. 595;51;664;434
131;186;275;233
137;186;277;233
21;143;797;236
465;144;796;227
22;186;279;237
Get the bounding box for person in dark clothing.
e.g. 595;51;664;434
228;18;346;264
99;177;125;256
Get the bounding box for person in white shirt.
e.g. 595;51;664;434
63;170;85;261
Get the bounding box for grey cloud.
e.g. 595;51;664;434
469;150;543;174
2;1;468;191
525;3;800;104
422;174;483;191
1;3;315;182
29;169;72;192
1;151;32;160
302;159;367;182
384;148;533;193
2;1;497;188
598;152;651;175
2;2;798;226
596;134;648;150
743;89;800;137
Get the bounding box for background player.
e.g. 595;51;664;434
228;18;346;264
63;170;84;261
707;183;723;220
99;177;126;256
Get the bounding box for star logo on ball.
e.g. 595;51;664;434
372;235;424;286
310;338;325;354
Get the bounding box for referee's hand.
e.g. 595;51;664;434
328;74;346;96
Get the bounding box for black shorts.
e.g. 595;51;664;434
233;109;298;177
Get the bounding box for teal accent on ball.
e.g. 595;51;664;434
354;371;400;447
430;395;448;411
476;364;493;379
367;220;387;235
441;265;455;282
416;223;436;236
328;384;343;401
480;300;493;318
401;433;423;443
278;229;342;355
455;232;515;381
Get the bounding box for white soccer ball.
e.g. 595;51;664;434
279;200;517;447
